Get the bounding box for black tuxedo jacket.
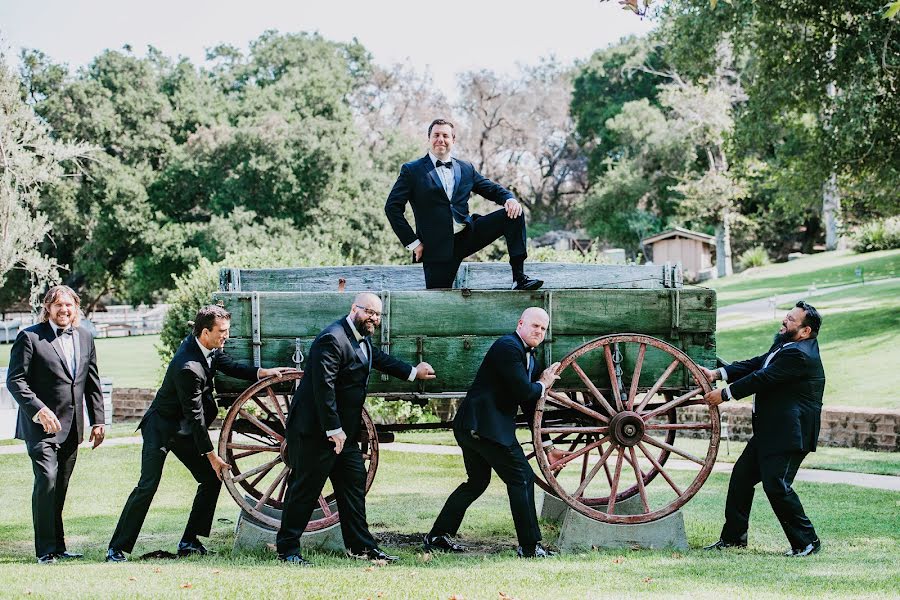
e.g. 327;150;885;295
384;154;514;263
142;335;258;454
287;319;412;441
725;338;825;456
454;333;544;446
7;322;104;445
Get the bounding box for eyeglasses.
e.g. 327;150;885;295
355;305;382;319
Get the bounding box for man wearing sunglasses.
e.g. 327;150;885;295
276;292;436;566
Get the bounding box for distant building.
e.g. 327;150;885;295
642;227;716;282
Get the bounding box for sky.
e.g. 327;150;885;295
0;0;655;101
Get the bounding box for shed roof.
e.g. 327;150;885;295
642;227;716;246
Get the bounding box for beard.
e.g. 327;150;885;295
353;314;375;335
773;329;798;346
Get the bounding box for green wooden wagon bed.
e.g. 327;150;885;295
211;262;719;530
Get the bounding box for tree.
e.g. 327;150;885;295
660;0;900;249
0;58;92;307
456;61;588;226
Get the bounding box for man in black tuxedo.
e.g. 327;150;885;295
276;292;436;566
106;305;288;562
385;118;543;291
7;285;105;564
425;307;565;558
702;301;825;557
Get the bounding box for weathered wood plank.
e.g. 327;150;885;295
214;289;716;340
221;262;683;292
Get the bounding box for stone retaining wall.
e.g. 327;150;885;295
680;404;899;452
113;388;155;422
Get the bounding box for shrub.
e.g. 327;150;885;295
738;245;771;270
851;216;900;253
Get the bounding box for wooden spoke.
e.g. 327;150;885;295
227;442;280;452
643;387;704;420
549;436;611;470
317;495;332;516
265;387;287;425
255;465;290;510
635;358;681;412
598;442;615;487
540;426;609;435
627;343;647;410
574;441;618;498
645;422;713;431
629;446;650;513
231;456;282;484
238;408;284;442
638;441;683;496
546;390;610;424
642;435;705;465
569;361;617;416
603;345;624;411
250;394;279;423
277;469;290;503
606;448;625;514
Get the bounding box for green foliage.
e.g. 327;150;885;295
737;245;771;270
851;216;900;253
364;397;439;425
527;245;613;264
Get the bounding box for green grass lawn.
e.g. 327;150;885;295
0;446;897;598
716;280;900;409
0;334;162;389
707;249;900;307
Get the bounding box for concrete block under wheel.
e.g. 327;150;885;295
233;495;345;554
555;506;688;552
536;490;646;523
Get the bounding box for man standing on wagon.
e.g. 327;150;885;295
700;301;825;557
425;307;566;558
276;292;436;566
385;118;543;291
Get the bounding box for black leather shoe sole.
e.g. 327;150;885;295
105;549;128;563
423;536;466;553
513;278;544;291
703;540;747;550
786;540;822;557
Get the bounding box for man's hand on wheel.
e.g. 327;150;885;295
207;452;232;481
698;366;719;384
704;389;725;407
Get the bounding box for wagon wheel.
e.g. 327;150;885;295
533;334;719;524
526;396;678;507
219;370;380;531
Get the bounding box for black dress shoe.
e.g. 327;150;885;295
516;543;555;558
55;551;83;560
106;548;128;563
177;540;212;557
512;276;544;291
703;539;747;550
37;554;57;564
423;533;466;553
279;553;313;567
348;547;399;563
785;539;821;557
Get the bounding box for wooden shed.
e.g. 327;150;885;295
642;227;716;281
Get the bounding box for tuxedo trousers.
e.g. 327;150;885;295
720;435;818;549
430;428;541;547
109;411;221;552
423;209;527;289
25;424;79;557
276;431;377;556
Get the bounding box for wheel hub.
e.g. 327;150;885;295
609;411;644;447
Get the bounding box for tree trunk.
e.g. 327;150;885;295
823;172;844;251
716;205;733;278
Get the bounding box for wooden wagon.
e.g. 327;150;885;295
212;262;719;531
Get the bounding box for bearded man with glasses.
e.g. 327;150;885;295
276;292;436;566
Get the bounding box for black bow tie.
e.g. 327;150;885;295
56;327;73;337
436;160;452;169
